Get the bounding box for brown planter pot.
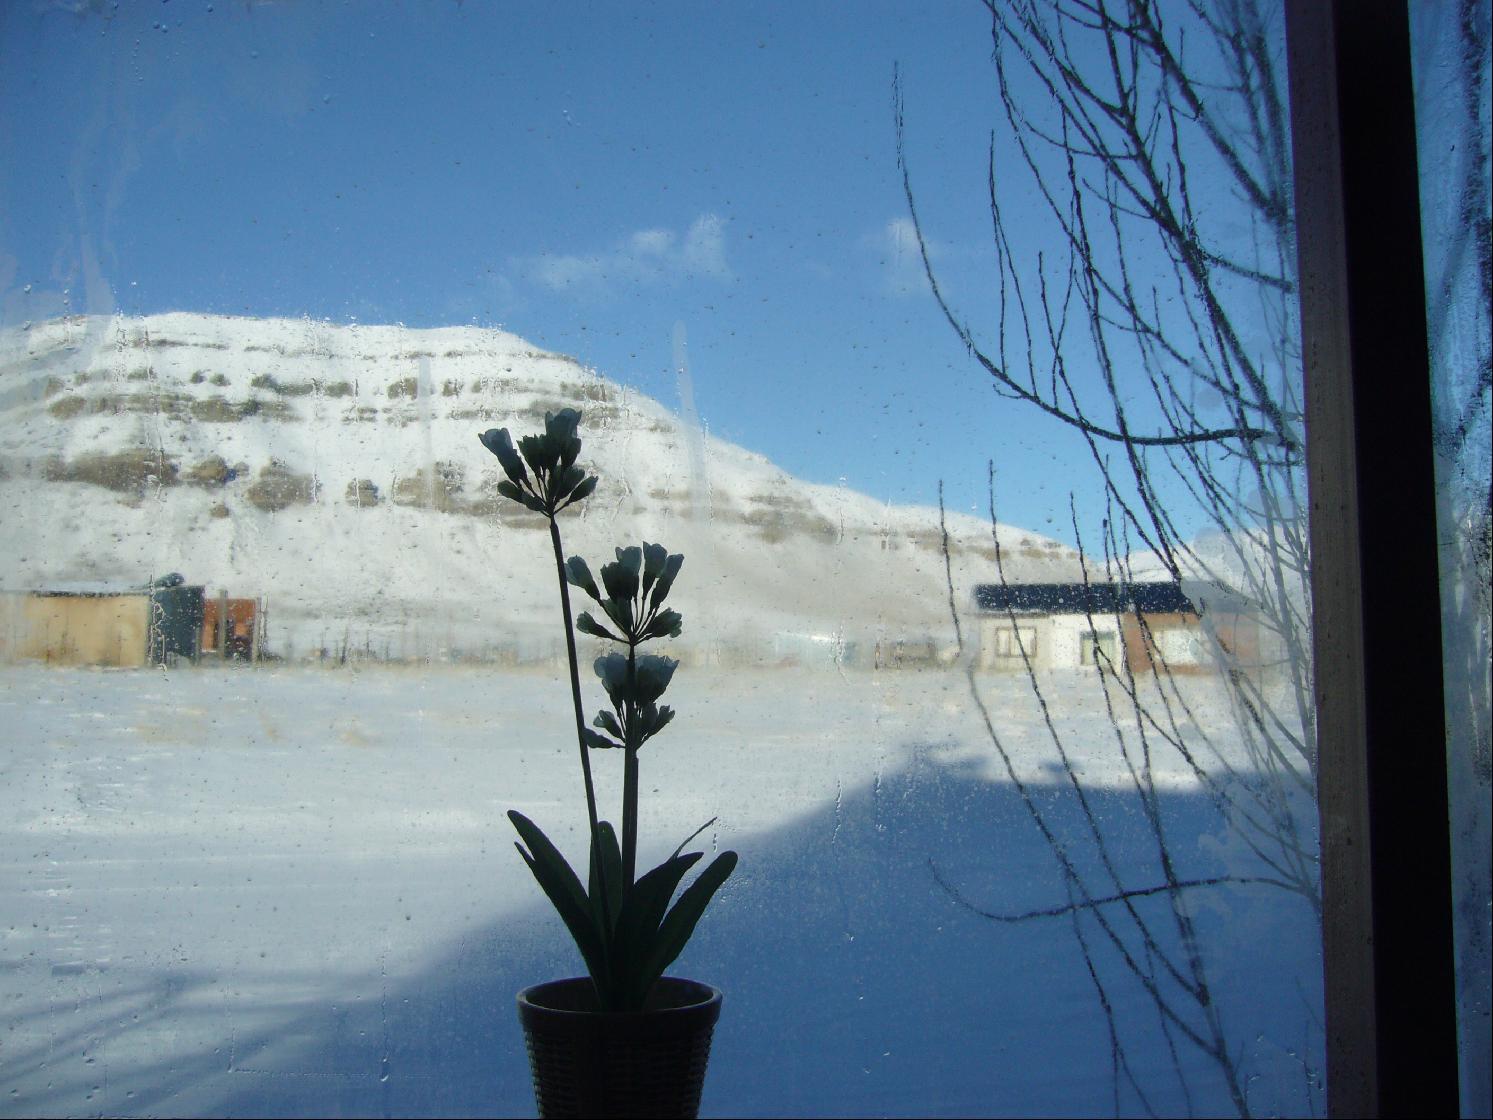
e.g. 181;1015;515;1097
516;976;722;1119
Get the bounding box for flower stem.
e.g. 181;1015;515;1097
622;645;639;888
548;516;610;929
622;748;640;889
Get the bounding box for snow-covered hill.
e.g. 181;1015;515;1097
0;313;1081;660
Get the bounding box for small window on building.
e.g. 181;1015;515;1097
993;626;1036;658
1156;627;1203;665
1080;630;1117;666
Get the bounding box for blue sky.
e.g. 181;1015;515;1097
0;0;1243;546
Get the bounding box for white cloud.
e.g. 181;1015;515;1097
678;214;730;279
867;216;939;298
515;214;732;295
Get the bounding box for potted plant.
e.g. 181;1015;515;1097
479;409;738;1119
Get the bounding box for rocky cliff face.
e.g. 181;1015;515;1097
0;313;1080;662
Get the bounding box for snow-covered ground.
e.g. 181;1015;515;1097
0;662;1323;1118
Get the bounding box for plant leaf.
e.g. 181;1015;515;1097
612;851;704;1008
640;850;738;993
507;811;606;984
588;820;624;935
671;817;718;860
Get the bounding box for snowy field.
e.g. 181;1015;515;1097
0;663;1323;1118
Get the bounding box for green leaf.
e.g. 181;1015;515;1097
508;811;607;984
640;851;738;994
588;820;624;935
671;817;718;860
612;851;704;1007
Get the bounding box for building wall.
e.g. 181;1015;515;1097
0;593;150;667
977;609;1262;676
201;597;258;658
1123;611;1207;675
976;616;1052;671
1049;613;1119;669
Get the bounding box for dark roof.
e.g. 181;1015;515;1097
973;581;1198;616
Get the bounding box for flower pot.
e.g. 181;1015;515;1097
516;976;722;1119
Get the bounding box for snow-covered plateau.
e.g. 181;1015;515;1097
0;313;1082;662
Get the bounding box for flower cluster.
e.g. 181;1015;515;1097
566;543;683;646
479;408;596;517
586;651;677;751
565;544;685;751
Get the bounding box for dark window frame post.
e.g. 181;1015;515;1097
1286;2;1459;1115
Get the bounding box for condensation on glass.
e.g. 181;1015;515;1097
1410;4;1493;1113
0;4;1327;1117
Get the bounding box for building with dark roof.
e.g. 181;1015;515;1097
971;580;1260;675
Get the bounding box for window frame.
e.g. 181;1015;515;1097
1287;2;1460;1114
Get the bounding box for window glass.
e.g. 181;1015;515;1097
0;3;1324;1115
1410;3;1493;1112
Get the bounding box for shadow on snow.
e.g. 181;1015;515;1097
7;745;1322;1119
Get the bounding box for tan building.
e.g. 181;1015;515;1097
0;578;206;668
0;589;152;667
